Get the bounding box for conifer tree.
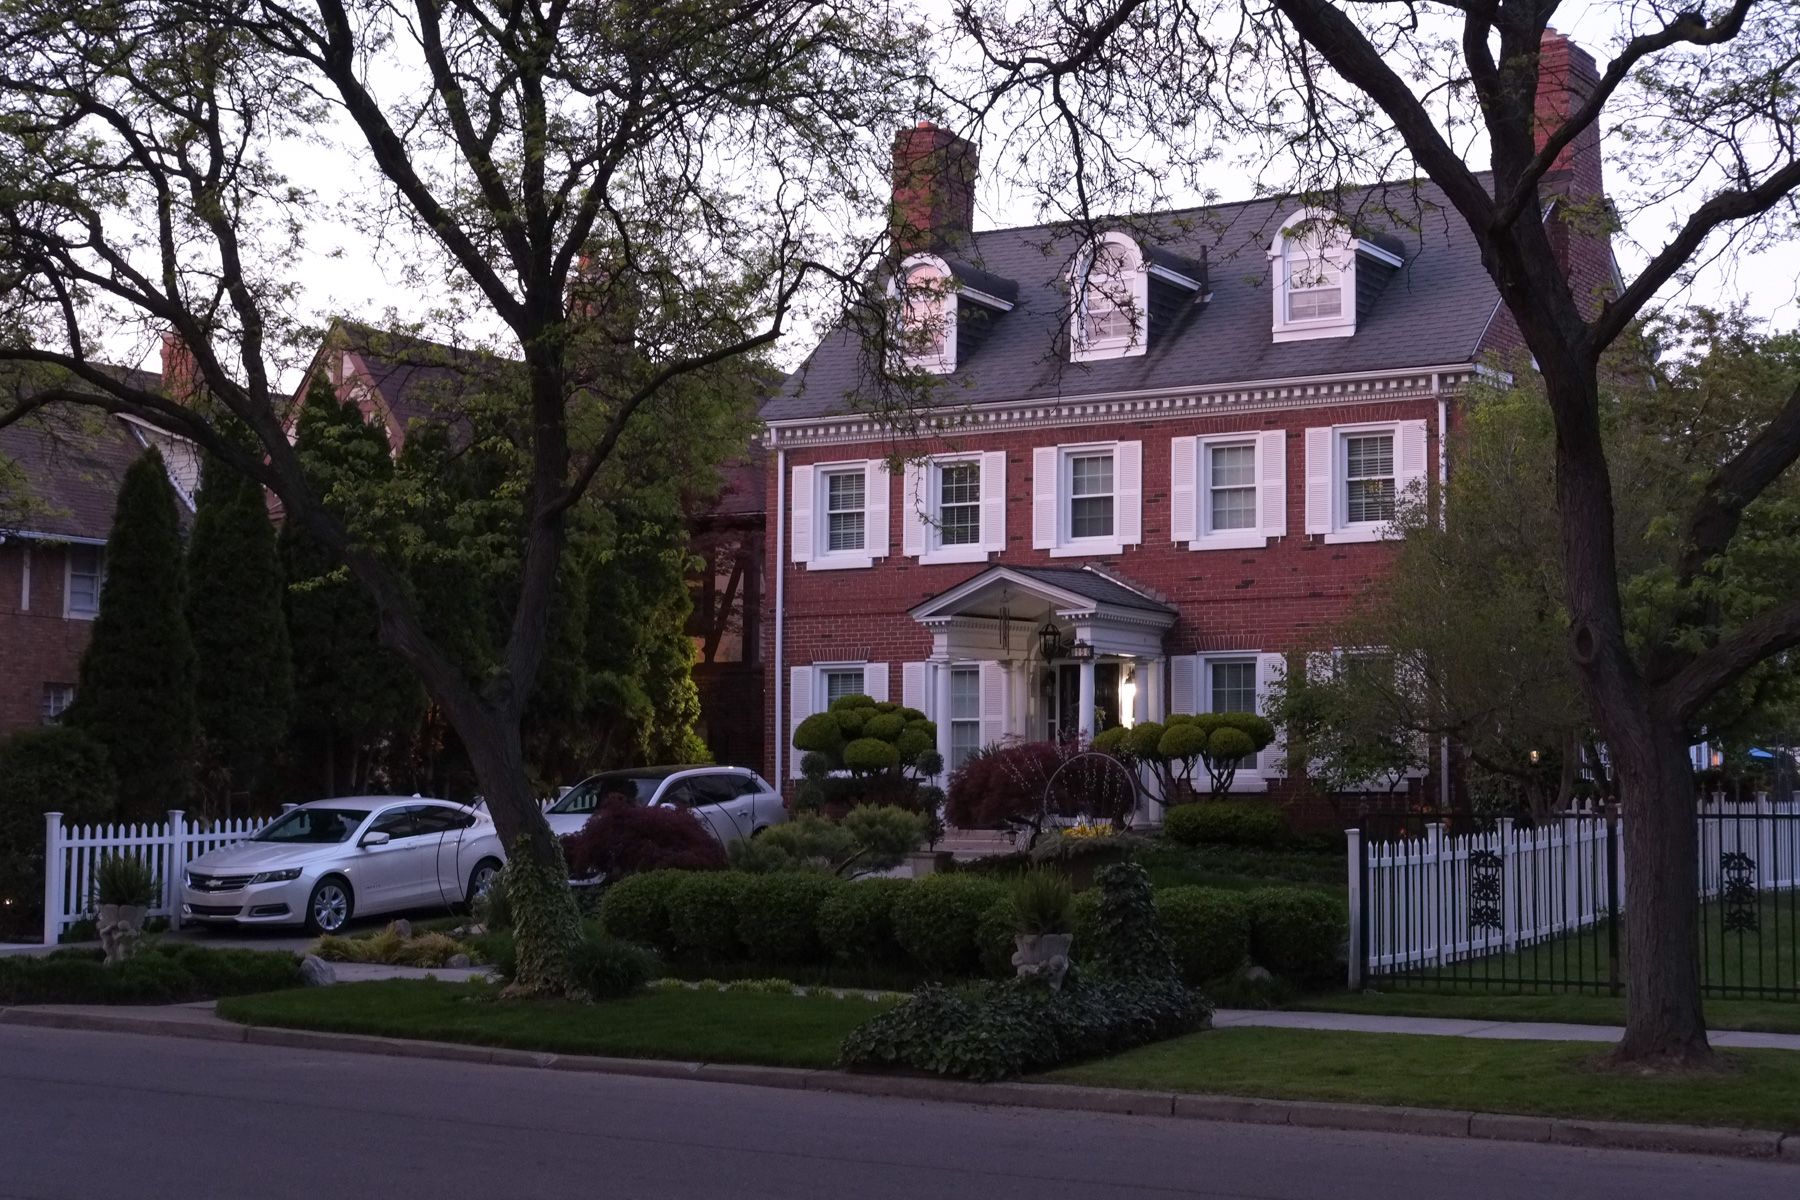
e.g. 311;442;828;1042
67;448;197;820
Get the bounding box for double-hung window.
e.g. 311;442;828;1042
948;666;981;771
1343;432;1396;526
936;461;980;547
1067;452;1115;541
1284;244;1343;323
1208;658;1257;715
40;683;74;725
821;668;865;708
65;545;104;619
824;469;866;554
1206;443;1257;533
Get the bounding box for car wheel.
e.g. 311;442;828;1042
466;858;503;906
305;877;354;935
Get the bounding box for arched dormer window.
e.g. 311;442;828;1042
1069;232;1148;363
891;253;957;374
1268;207;1402;343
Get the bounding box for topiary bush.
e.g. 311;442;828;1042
793;693;941;815
737;872;844;964
560;799;728;881
666;872;754;962
1155;887;1252;985
596;869;688;953
817;878;911;965
976;896;1021;977
1163;802;1292;849
1245;887;1346;984
890;874;1008;978
1087;862;1179;981
729;807;926;878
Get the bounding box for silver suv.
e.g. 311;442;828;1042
541;765;785;845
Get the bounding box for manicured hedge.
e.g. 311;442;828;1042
597;870;689;954
1163;802;1291;849
890;875;1008;978
1155;887;1251;985
667;872;754;962
738;872;843;965
0;945;301;1005
816;878;910;965
1245;886;1345;983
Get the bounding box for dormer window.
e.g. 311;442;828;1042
1269;207;1402;343
1069;232;1148;363
890;253;1015;375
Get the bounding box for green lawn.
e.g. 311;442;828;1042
1290;989;1800;1034
217;980;893;1068
1048;1027;1800;1130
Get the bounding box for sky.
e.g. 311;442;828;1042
195;0;1798;385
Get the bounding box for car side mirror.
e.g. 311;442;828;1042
361;830;391;847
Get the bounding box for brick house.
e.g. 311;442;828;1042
759;31;1614;822
0;361;199;740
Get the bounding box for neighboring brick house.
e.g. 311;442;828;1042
0;362;198;740
687;451;767;768
760;32;1614;822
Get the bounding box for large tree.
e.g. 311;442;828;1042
187;443;294;815
66;449;198;820
954;0;1800;1066
0;0;921;991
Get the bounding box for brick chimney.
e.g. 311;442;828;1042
1534;28;1613;313
160;330;204;404
891;121;978;254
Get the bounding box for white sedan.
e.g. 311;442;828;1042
181;798;505;934
542;765;785;845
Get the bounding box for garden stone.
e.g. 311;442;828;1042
299;955;337;987
96;903;148;965
386;918;413;940
446;953;472;969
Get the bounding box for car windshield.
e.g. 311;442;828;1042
547;776;661;815
252;807;370;844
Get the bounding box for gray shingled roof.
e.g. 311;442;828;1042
0;405;161;541
1009;565;1173;613
765;178;1498;423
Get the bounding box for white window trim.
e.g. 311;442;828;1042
1050;442;1123;558
63;544;104;621
1069;232;1149;364
810;461;875;570
815;663;870;712
1325;423;1400;545
1268;206;1399;344
946;663;982;771
919;454;989;566
1196;652;1269;792
891;253;958;375
1193;433;1268;551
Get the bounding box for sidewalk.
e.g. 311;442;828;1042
1214;1008;1800;1051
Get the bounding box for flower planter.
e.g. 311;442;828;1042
96;903;149;965
1012;932;1074;990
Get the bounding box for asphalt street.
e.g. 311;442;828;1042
0;1024;1794;1199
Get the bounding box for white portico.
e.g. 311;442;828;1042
905;565;1177;771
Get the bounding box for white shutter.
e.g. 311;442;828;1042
790;465;814;563
901;662;929;712
1169;654;1197;716
980;451;1007;553
1395;419;1429;513
1304;427;1333;535
1116;440;1142;545
1169;436;1197;544
1256;652;1286;774
864;460;889;558
902;461;928;558
788;665;813;778
1258;430;1287;538
863;662;889;702
1032;446;1058;549
978;660;1006;747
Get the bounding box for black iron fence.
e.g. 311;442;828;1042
1348;800;1800;999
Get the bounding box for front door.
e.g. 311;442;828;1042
1041;662;1125;741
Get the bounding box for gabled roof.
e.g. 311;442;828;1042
765;177;1498;424
911;563;1174;622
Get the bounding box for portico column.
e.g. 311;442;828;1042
1131;661;1150;726
932;659;953;778
1077;658;1096;741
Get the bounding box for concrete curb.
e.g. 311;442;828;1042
3;1004;1793;1163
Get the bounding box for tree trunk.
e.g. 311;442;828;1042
1608;725;1711;1067
457;707;582;996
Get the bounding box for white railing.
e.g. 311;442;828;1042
41;809;270;944
1347;797;1800;987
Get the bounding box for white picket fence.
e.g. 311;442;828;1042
41;809;270;944
1347;798;1800;986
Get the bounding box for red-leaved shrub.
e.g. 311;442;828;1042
946;739;1135;833
560;799;728;880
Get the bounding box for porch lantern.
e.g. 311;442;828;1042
1069;640;1095;662
1037;620;1068;662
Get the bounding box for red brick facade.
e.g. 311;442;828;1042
0;542;93;737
